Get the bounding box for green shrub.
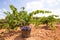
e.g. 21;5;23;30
49;24;56;30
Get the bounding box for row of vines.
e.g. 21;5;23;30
0;5;60;30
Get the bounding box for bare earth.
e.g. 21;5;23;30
0;24;60;40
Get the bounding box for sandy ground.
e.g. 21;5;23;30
0;24;60;40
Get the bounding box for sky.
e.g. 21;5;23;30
0;0;60;19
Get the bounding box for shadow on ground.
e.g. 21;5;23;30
14;34;26;40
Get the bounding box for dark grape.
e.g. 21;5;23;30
21;26;31;31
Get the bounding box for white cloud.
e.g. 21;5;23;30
46;0;59;7
2;8;7;12
25;0;60;17
0;9;3;13
26;1;44;12
46;0;56;3
0;8;7;12
52;9;60;18
0;10;1;11
0;11;5;19
51;9;60;16
0;9;7;19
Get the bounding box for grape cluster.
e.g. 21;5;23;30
21;26;31;31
